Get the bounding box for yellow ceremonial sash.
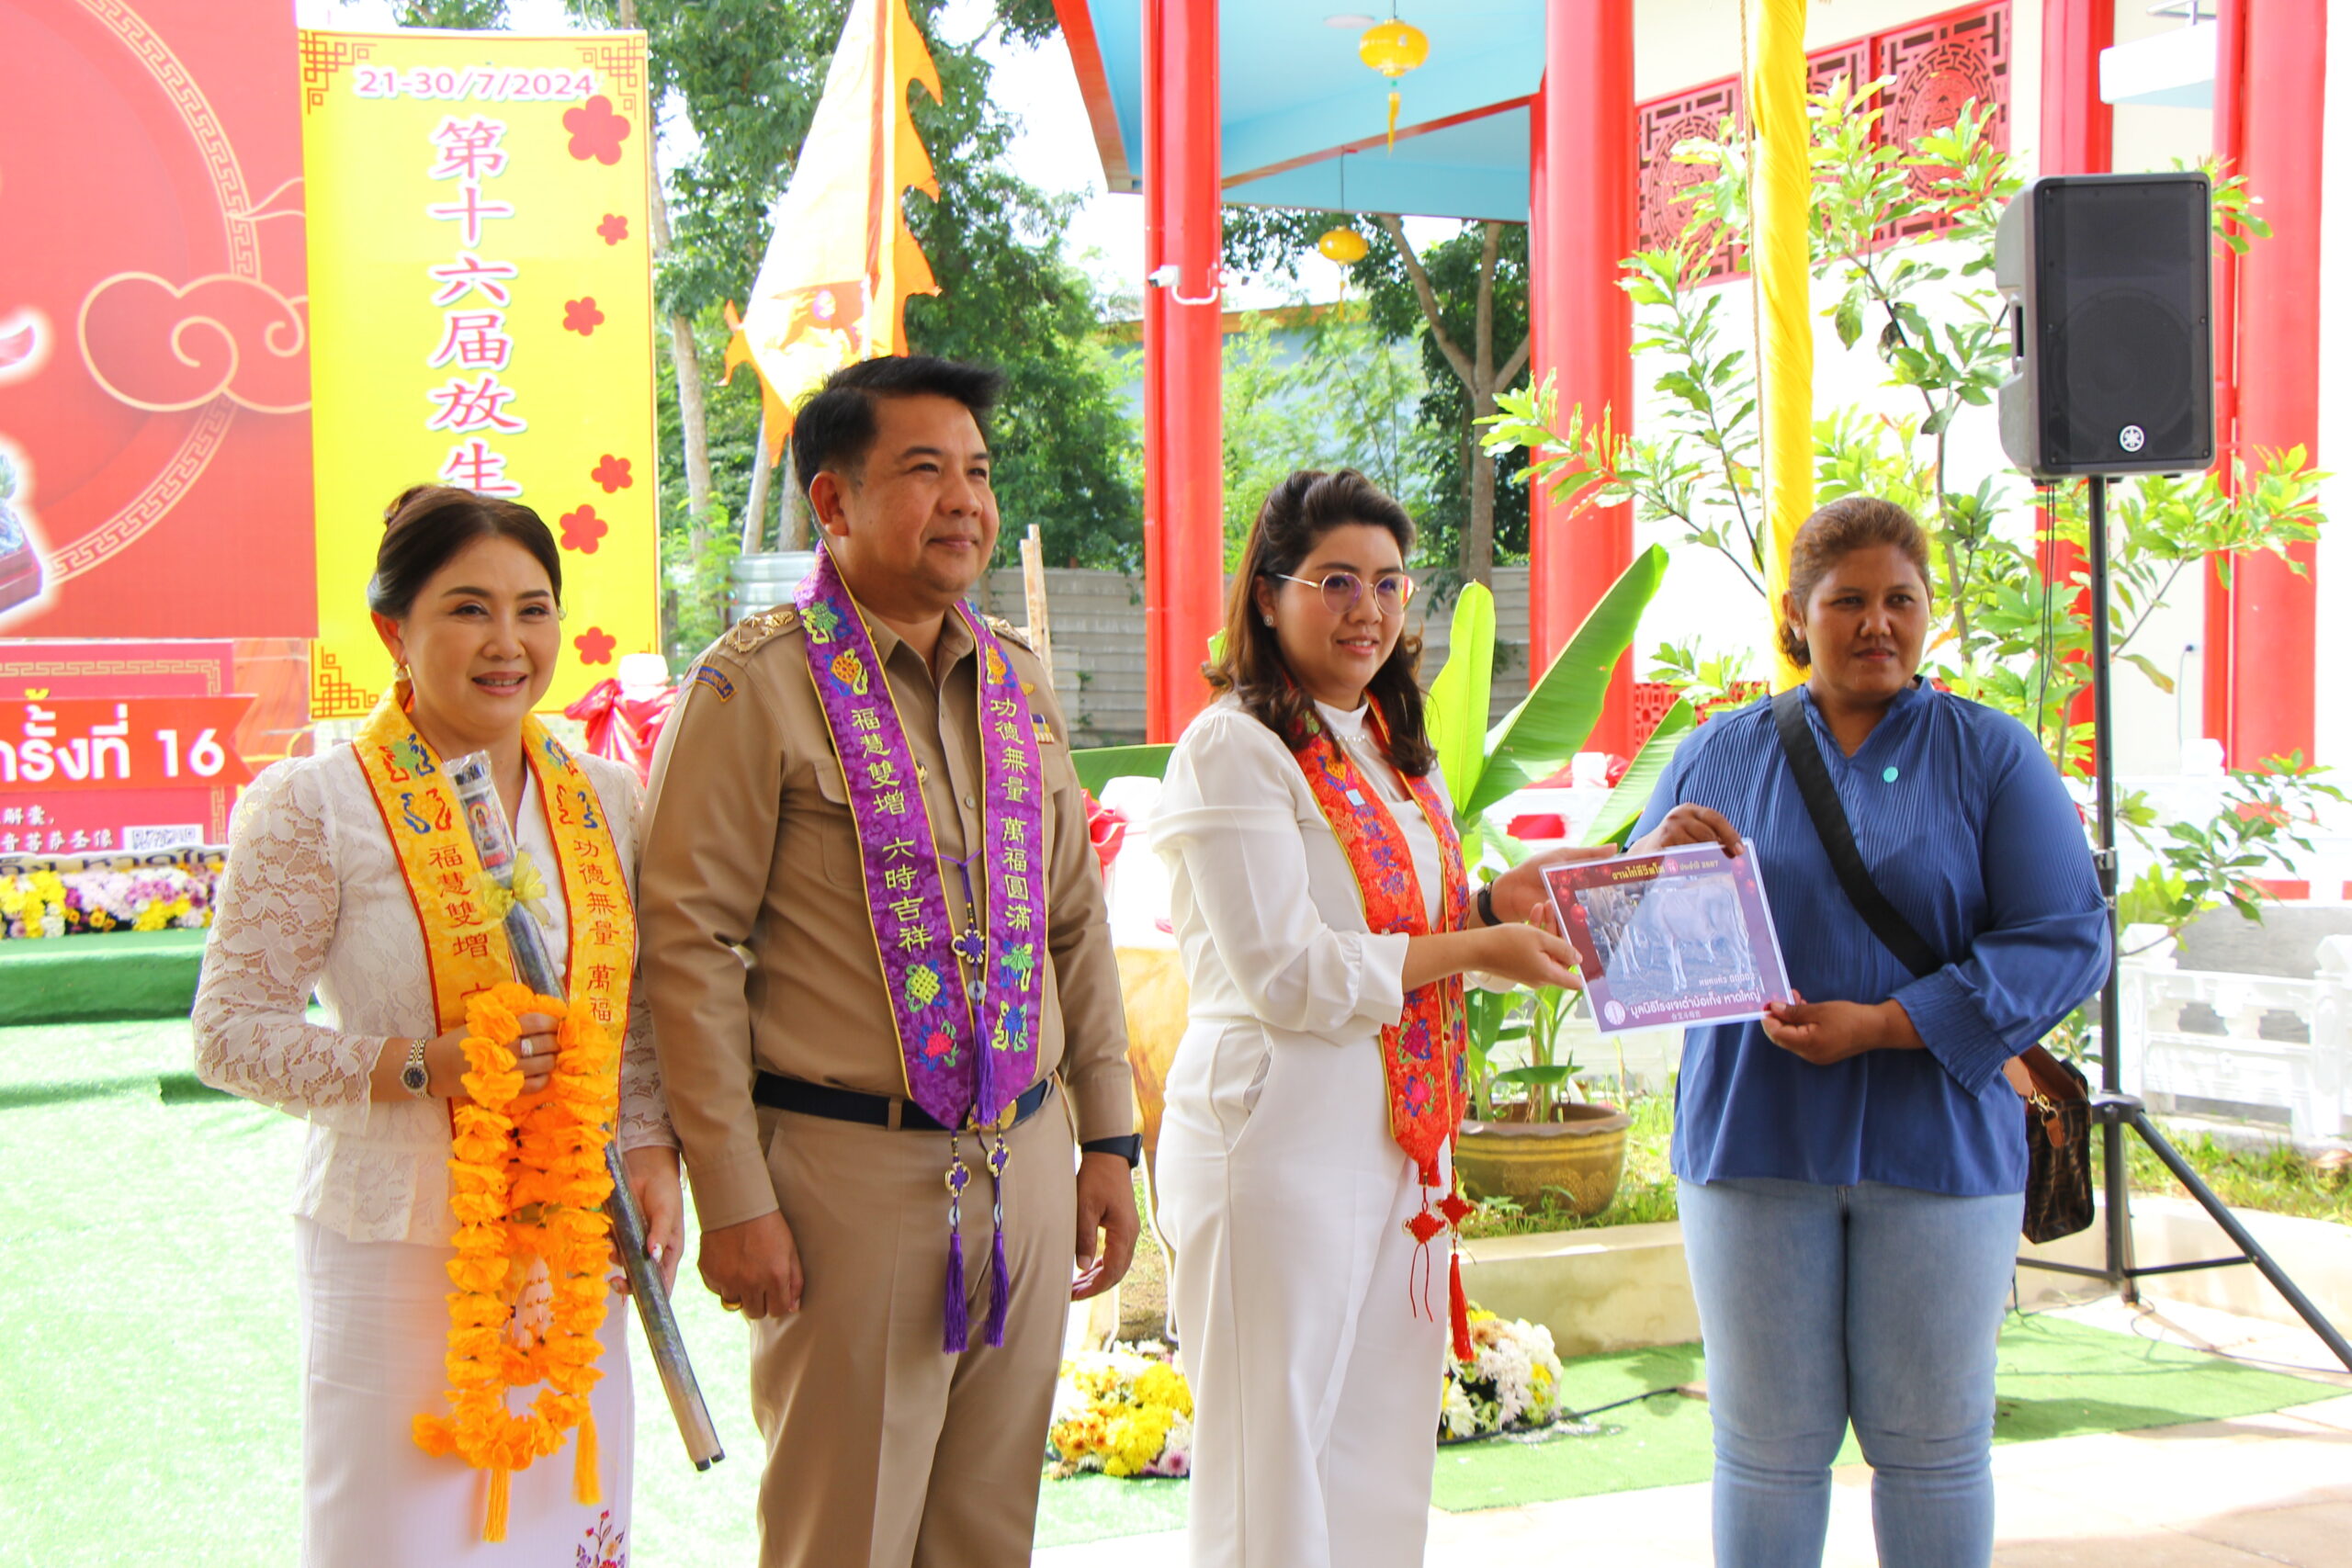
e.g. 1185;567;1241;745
352;689;634;1040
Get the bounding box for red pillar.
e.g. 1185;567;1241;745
2218;0;2324;767
2203;0;2247;748
2041;0;2114;175
1141;0;1170;742
2037;0;2111;738
1529;0;1635;758
1141;0;1223;743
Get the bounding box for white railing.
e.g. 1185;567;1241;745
2120;928;2352;1146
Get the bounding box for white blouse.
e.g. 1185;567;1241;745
192;744;674;1245
1151;696;1449;1043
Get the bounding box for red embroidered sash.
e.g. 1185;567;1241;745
1293;705;1476;1355
1292;707;1470;1179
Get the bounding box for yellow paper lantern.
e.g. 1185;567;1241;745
1317;225;1369;265
1358;17;1430;148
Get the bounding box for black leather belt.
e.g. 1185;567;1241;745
752;1071;1053;1133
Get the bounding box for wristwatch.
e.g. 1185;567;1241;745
1080;1134;1143;1168
400;1037;432;1100
1476;882;1498;928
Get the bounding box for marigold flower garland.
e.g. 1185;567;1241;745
412;980;620;1541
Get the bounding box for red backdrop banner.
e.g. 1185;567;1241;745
0;639;244;850
0;0;314;637
0;696;255;793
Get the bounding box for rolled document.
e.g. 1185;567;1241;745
447;750;725;1472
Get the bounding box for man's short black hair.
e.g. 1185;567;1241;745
790;355;1006;494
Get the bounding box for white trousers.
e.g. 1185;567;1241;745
1157;1019;1446;1568
296;1217;636;1567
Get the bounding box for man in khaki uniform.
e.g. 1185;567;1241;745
639;355;1139;1568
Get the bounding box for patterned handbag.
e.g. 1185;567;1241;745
1770;689;2097;1242
2018;1045;2096;1243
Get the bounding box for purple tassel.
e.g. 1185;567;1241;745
943;1227;970;1354
983;1216;1012;1348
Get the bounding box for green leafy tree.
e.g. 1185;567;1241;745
1226;211;1530;583
1216;304;1429;560
395;0;511;25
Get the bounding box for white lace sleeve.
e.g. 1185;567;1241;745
589;755;677;1153
617;977;675;1152
192;759;383;1132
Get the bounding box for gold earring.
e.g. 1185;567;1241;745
392;660;410;684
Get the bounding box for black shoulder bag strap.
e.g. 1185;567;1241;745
1770;688;2089;1213
1769;685;1941;979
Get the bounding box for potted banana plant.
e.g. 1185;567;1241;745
1428;547;1690;1218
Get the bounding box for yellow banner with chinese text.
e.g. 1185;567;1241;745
300;30;658;718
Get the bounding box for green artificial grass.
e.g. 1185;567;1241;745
1421;1313;2343;1515
0;928;207;1027
1;1018;2340;1564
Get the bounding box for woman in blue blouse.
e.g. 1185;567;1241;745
1631;496;2108;1568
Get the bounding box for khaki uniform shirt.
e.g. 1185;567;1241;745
639;603;1135;1232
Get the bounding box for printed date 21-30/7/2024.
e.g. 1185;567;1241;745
352;66;599;103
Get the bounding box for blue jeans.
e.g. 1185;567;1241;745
1678;1178;2024;1568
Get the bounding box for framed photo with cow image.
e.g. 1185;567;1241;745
1541;844;1792;1037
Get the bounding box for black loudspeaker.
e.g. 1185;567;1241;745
1996;172;2213;479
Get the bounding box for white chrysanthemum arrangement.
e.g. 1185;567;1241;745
1441;1307;1566;1440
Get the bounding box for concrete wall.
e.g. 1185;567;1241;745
978;564;1537;748
975;566;1149;749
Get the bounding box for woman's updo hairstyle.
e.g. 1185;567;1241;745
1778;495;1934;669
367;485;562;619
1205;467;1435;776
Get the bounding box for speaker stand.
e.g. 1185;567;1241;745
2014;474;2352;1372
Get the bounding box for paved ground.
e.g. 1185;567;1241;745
1036;1297;2352;1567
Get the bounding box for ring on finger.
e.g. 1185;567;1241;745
518;1040;536;1060
720;1299;742;1314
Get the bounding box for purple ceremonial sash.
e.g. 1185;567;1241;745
795;545;1048;1132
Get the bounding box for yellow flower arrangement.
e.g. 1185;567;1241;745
412;980;621;1541
1047;1343;1193;1480
1;871;67;938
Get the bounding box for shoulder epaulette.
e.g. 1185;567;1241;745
981;614;1035;652
719;605;799;659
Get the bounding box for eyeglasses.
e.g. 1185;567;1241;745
1275;570;1417;618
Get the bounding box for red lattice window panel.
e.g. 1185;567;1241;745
1631;2;2009;282
1630;681;1684;749
1876;4;2012;241
1637;79;1745;281
1808;42;1871;107
1628;681;1770;751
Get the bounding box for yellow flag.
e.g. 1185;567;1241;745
732;0;943;457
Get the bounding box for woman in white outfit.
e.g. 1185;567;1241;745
194;486;684;1566
1152;468;1594;1568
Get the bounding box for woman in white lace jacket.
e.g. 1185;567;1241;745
194;486;681;1567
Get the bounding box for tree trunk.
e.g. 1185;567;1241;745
1458;222;1501;584
740;413;773;555
778;451;809;550
1464;391;1498;583
1377;216;1529;589
620;0;718;622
